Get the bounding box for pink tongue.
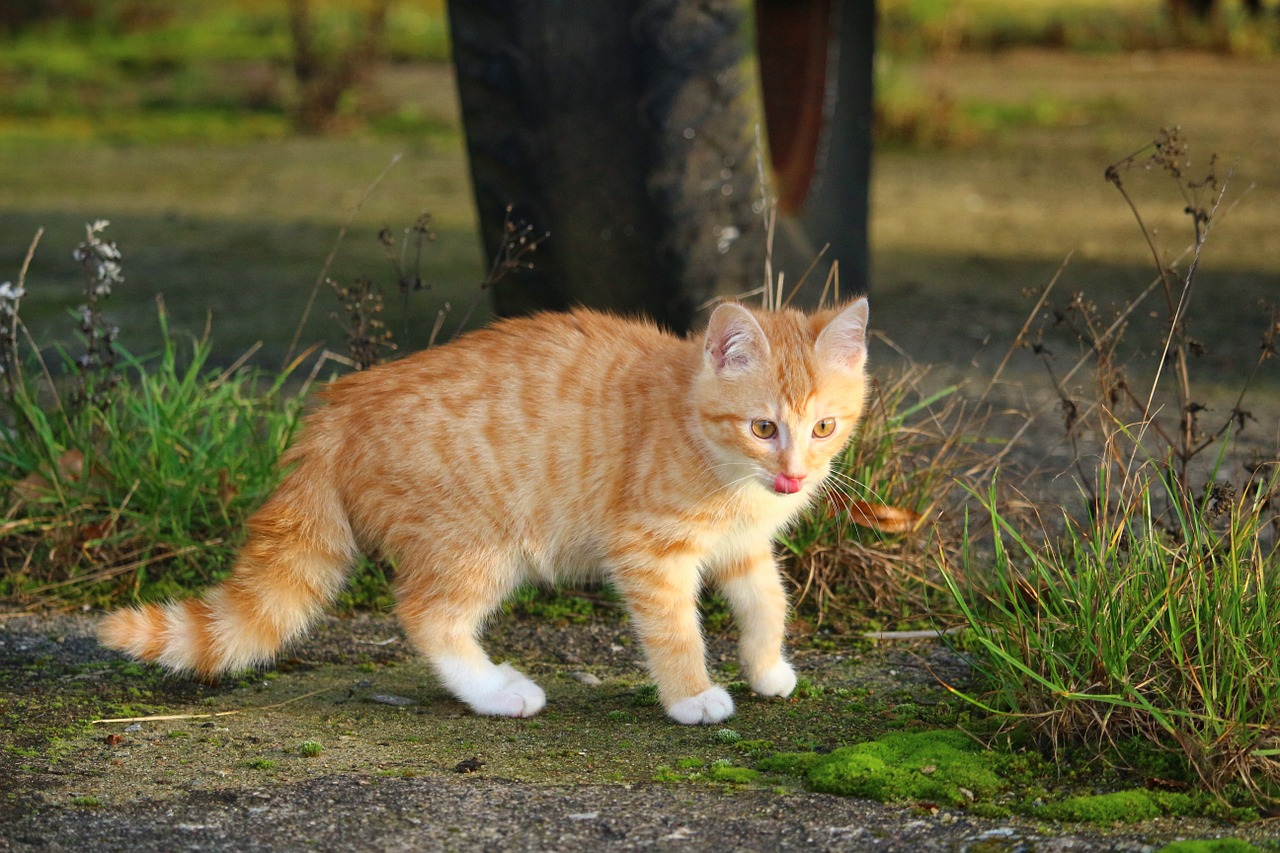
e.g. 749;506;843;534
773;474;804;495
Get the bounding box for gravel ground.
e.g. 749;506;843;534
0;773;1216;853
1;614;1272;852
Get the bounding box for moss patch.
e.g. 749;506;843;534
769;730;1008;808
1158;841;1264;853
1042;789;1197;824
708;762;759;785
757;732;1227;826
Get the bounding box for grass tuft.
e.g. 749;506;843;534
779;366;994;629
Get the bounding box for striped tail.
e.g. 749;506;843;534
98;462;357;678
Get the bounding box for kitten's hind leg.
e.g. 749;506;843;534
394;556;545;719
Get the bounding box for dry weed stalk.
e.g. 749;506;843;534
1030;128;1277;528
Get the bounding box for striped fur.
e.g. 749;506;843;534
98;299;870;725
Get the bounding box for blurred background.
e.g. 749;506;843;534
0;0;1276;376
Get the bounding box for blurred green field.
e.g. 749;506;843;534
1;0;1277;369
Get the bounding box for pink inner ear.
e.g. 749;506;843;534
706;305;766;373
819;299;869;367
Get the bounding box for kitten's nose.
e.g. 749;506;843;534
773;473;806;494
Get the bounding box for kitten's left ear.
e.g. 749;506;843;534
816;298;869;370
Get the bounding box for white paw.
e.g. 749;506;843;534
438;658;546;718
666;686;735;725
751;660;797;698
466;663;546;718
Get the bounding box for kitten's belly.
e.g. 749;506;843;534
521;537;608;585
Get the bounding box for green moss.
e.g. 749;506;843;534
1158;841;1263;853
805;730;1006;807
652;766;684;783
70;795;102;808
512;588;597;624
967;801;1014;820
1043;789;1195;824
709;763;760;785
756;751;822;777
792;678;825;700
733;738;775;757
241;758;277;771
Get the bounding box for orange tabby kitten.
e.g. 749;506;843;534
99;299;870;725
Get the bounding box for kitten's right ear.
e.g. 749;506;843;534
704;303;769;374
816;297;869;371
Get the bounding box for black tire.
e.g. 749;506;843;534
447;0;872;333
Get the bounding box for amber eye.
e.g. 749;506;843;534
750;419;778;439
813;418;836;438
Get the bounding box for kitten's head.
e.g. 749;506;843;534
694;299;870;498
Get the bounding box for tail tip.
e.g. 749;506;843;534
97;607;154;660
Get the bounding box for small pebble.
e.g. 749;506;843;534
370;694;416;707
124;723;142;732
570;671;602;687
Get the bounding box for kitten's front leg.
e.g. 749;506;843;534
714;546;797;699
610;552;733;725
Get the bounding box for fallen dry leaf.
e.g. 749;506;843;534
11;449;87;503
217;468;238;507
827;494;923;533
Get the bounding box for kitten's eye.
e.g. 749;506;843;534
750;419;778;440
813;418;836;438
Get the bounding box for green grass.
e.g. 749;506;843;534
0;298;305;606
1042;789;1197;823
753;729;1259;823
